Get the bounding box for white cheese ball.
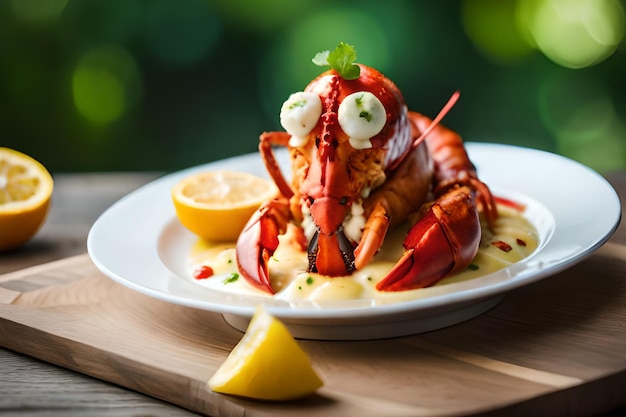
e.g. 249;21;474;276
280;92;322;138
338;91;386;149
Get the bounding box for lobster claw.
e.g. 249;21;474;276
376;186;481;292
236;199;292;294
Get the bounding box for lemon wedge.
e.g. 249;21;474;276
0;147;54;251
209;306;323;400
172;170;278;242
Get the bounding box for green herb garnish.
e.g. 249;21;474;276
354;95;373;121
306;276;315;285
359;110;372;122
312;42;360;80
288;99;307;110
467;264;480;271
223;272;240;284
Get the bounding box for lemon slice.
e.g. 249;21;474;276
171;170;278;242
0;148;54;251
209;306;323;400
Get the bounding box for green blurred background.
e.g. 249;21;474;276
1;0;625;174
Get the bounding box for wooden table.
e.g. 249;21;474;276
1;171;625;416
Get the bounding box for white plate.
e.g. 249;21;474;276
87;143;621;340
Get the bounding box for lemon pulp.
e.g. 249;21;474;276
0;147;53;251
172;170;277;242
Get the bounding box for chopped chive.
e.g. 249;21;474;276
223;272;240;284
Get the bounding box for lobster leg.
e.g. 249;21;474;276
353;141;432;270
259;131;294;199
376;186;481;292
353;202;390;270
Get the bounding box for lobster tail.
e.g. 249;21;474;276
307;228;355;276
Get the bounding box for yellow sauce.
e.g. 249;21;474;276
187;203;539;305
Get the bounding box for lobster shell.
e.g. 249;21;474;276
304;65;413;171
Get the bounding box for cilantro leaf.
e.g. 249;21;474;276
312;42;360;80
312;50;330;67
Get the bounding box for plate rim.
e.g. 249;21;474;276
87;143;622;323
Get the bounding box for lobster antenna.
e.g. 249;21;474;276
411;90;460;149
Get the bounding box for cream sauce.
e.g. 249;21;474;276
187;202;539;305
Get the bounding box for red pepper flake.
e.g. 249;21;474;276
494;196;526;211
491;240;513;252
516;238;527;247
193;265;214;280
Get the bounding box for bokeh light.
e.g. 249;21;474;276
1;1;625;174
517;0;625;68
555;101;626;172
72;44;141;126
462;0;535;64
538;71;626;171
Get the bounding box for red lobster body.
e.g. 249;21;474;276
236;64;497;294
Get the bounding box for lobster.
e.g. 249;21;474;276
235;44;498;294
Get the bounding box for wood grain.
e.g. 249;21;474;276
0;172;191;417
1;244;625;416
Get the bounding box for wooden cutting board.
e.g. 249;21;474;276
1;244;625;417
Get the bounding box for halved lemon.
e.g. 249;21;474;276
172;170;278;242
208;306;324;400
0;147;54;251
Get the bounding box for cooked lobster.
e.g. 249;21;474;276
236;43;498;294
